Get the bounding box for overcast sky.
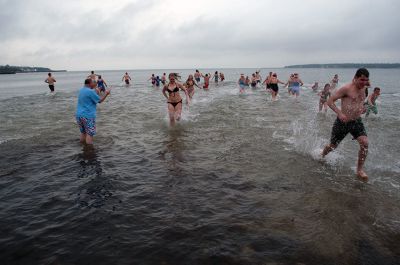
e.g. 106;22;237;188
1;0;399;70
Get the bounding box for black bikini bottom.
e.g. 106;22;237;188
168;100;182;108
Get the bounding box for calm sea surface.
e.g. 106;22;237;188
0;68;399;264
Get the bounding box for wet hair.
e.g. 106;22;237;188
48;72;51;76
169;73;181;80
355;68;369;78
98;75;102;79
324;83;330;90
84;78;92;85
374;87;380;92
91;71;94;74
215;71;218;74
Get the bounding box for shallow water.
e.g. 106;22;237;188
0;68;399;264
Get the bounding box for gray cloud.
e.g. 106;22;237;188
1;0;399;70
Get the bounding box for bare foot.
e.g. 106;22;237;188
357;170;368;182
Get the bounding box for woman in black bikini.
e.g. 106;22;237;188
162;73;190;125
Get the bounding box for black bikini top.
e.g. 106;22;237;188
167;85;179;94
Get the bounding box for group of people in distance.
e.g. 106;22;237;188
43;67;380;182
149;70;225;91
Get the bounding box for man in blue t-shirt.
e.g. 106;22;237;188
76;79;110;144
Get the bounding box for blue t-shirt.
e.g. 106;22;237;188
76;86;100;118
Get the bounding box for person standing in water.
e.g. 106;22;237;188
365;87;381;117
162;73;190;125
76;79;110;145
122;72;132;85
45;72;56;93
269;73;285;101
318;83;331;112
321;68;370;181
184;74;201;99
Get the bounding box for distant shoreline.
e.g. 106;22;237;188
0;65;67;74
285;63;400;69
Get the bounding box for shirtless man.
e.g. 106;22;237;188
122;72;132;85
255;71;262;85
45;72;56;92
194;70;202;84
321;68;370;181
87;71;98;83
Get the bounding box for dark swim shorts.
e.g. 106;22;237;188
330;117;367;145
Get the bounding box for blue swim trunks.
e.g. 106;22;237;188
292;86;300;95
76;117;96;136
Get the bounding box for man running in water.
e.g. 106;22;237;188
321;68;370;181
255;71;262;85
161;73;167;85
263;72;273;93
194;70;201;84
87;71;98;83
122;72;132;85
45;72;56;93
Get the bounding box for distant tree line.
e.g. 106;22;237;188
285;63;400;69
0;64;53;74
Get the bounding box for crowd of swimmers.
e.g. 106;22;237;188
45;68;381;182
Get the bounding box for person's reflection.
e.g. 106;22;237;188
160;127;186;173
77;144;102;178
76;145;112;208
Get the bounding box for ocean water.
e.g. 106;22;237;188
0;68;399;264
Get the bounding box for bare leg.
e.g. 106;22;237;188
86;135;94;145
319;101;323;112
175;102;183;121
356;136;368;181
321;143;337;158
80;133;87;143
167;104;176;126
